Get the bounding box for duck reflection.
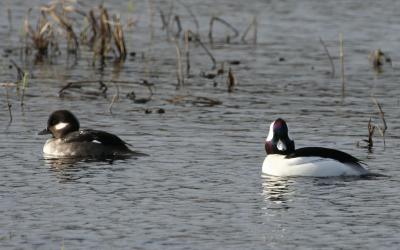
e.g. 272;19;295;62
43;156;126;182
261;175;293;209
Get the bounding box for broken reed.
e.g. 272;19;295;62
227;67;236;93
1;83;15;123
208;16;239;45
319;37;335;78
372;97;387;146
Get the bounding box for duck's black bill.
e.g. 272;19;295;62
38;128;51;135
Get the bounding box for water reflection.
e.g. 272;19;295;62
43;157;91;182
261;175;293;209
42;157;122;182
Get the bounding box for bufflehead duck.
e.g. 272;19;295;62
39;110;146;158
262;118;369;177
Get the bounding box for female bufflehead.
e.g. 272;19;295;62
262;118;369;177
39;110;146;158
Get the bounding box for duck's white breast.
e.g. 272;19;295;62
262;154;366;177
43;139;77;157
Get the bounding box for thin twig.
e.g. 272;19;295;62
176;0;199;34
173;15;182;38
10;59;24;81
339;33;345;96
184;30;190;77
109;82;120;114
20;73;29;107
188;31;217;70
7;8;12;32
319;37;335;78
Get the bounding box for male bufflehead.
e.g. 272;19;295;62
39;110;146;158
262;118;369;177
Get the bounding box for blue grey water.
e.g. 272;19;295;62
1;0;400;249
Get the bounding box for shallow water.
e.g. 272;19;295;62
1;0;400;249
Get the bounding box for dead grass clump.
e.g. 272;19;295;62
24;9;57;58
23;2;128;63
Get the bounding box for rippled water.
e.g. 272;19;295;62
1;0;400;249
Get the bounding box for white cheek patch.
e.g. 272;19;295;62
266;121;274;141
54;122;69;130
92;140;102;144
277;140;287;151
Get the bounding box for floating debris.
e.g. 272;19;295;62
167;95;222;107
144;108;165;114
369;49;392;73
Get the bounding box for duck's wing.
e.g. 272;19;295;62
63;129;130;147
286;147;361;164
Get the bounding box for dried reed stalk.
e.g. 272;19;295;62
20;73;29;107
112;15;127;61
173;15;182;38
174;39;184;89
98;6;112;61
87;9;98;47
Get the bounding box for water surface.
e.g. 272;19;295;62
1;0;400;249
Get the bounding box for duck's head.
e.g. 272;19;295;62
38;110;80;139
265;118;295;155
